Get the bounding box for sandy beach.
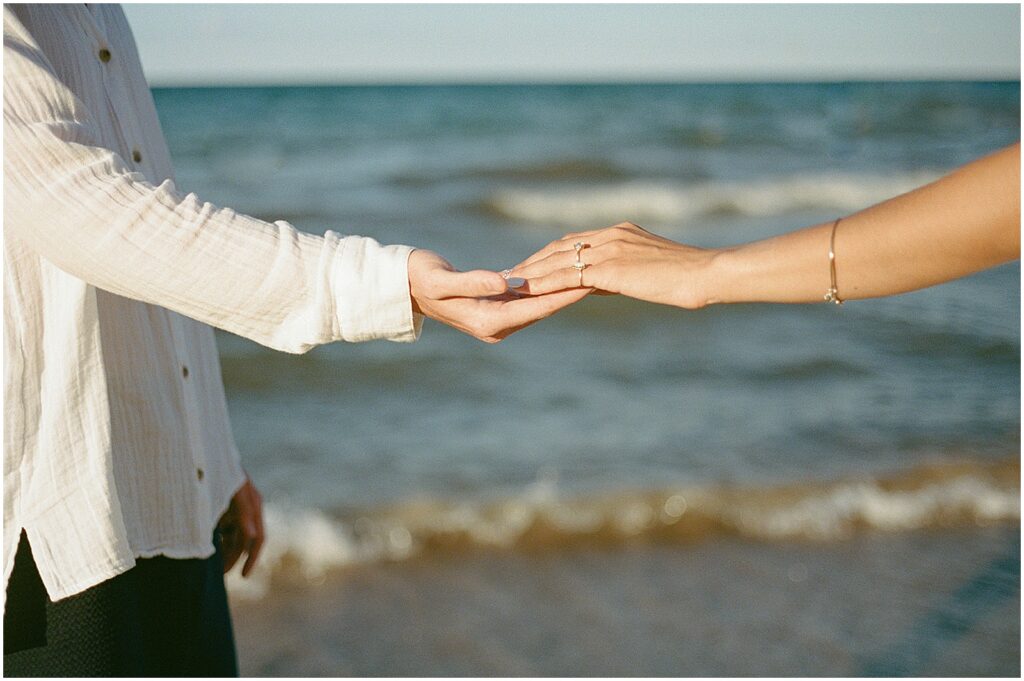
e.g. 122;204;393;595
230;525;1019;676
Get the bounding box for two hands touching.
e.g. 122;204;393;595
405;222;696;343
406;249;590;343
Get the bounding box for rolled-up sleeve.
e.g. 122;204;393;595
3;12;421;354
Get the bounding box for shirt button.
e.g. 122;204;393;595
182;365;189;378
132;148;142;163
98;48;111;63
196;468;205;482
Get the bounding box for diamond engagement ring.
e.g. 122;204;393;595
572;242;588;285
572;242;588;270
500;269;512;279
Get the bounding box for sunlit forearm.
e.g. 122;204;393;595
707;143;1020;304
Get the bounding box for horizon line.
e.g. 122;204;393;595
148;76;1023;89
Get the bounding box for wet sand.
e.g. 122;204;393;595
230;526;1019;676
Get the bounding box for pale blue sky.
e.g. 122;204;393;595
122;3;1021;85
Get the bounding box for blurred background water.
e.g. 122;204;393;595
153;82;1019;675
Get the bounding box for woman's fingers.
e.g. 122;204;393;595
513;239;578;271
512;226;619;270
432;268;509;299
510;248;579;280
512;222;642;272
520;265;596;295
512;242;617;294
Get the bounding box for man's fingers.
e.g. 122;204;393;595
218;478;266;577
220;529;242;574
239;484;264;577
484;291;589;340
493;288;590;330
253;490;265;539
425;272;589;342
433;269;508;299
241;532;264;577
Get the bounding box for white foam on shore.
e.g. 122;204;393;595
729;476;1020;541
226;460;1018;600
484;172;940;225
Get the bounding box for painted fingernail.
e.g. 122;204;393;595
506;277;527;289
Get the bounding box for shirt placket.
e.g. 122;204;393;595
84;7;147;172
83;5;211;525
168;315;211;527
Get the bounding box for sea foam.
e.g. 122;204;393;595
481;172;941;226
226;457;1019;599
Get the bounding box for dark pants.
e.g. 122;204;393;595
3;531;238;677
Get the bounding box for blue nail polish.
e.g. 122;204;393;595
506;277;527;289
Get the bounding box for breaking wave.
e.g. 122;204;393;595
226;457;1019;598
478;172;941;225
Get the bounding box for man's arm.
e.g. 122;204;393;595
4;14;424;352
6;12;587;351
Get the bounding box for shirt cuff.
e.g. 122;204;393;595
331;235;423;343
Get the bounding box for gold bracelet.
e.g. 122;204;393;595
824;218;843;305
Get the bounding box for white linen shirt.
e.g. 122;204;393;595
3;4;420;604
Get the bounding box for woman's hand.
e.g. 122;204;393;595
512;145;1019;310
509;222;718;309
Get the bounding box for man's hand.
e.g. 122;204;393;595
408;249;590;343
217;476;265;577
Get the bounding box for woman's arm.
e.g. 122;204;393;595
512;143;1020;308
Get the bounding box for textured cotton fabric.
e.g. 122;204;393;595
3;4;420;604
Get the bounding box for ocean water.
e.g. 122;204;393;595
153;82;1020;675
